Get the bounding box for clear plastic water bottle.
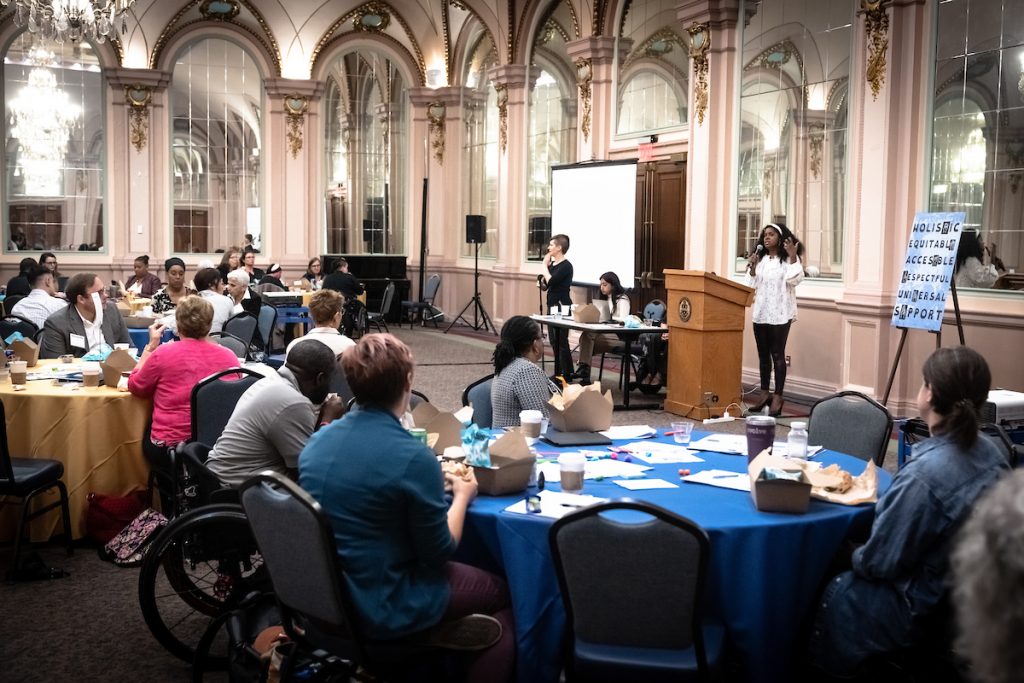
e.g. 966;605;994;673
787;421;808;460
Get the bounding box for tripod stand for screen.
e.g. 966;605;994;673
445;239;496;334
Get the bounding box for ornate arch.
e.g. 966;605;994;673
310;2;425;86
149;0;280;76
450;4;502;84
0;16;124;69
515;0;580;65
311;33;422;90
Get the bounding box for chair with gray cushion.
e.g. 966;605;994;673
239;472;500;680
208;331;249;360
256;304;278;352
461;374;494;429
808;390;893;466
224;312;258;350
366;281;396;334
549;499;725;681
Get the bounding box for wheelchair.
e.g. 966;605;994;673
137;443;268;667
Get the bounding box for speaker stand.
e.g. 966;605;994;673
445;241;497;335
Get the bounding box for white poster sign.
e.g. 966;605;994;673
891;211;965;332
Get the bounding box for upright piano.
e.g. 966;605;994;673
323;254;409;322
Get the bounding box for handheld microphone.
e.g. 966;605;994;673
536;274;548;291
755;244;764;256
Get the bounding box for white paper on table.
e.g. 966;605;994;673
771;441;824;458
599;425;657;440
687;433;749;454
612;478;679;490
681;469;752;492
504;489;608;519
622;442;705;464
454;405;474;424
538;458;651;482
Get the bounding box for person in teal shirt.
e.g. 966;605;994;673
299;333;514;682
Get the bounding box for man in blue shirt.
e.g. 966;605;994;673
299;333;514;682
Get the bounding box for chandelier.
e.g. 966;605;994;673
8;47;81;196
1;0;136;43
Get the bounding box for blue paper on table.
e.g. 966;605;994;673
81;344;113;362
461;424;491;468
4;331;25;345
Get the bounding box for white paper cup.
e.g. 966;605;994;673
558;452;586;493
520;409;543;438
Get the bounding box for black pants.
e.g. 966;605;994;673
753;321;792;394
548;325;573;379
142;427;176;514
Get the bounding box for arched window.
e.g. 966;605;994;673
526;9;577;261
4;33;104;252
461;28;499;259
322;49;407;255
169;38;263;254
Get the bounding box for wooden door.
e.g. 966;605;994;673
634;159;686;313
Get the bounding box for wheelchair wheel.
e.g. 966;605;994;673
138;504;266;665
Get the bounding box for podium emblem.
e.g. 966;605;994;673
677;297;692;323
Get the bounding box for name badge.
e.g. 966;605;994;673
70;333;86;349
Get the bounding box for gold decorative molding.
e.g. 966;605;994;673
808;123;825;179
427;101;446;164
353;2;391;32
575;58;593;142
494;82;509;153
284;95;308;158
862;0;890;101
125;85;153;152
686;22;711;126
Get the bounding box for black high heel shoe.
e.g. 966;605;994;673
769;394;785;417
750;390;771;412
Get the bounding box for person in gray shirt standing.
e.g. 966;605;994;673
206;341;345;486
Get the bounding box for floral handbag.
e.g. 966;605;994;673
102;508;168;567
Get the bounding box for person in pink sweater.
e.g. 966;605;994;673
128;295;239;508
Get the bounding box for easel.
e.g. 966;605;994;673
882;281;966;405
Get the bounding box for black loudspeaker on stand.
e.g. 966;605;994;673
446;215;497;335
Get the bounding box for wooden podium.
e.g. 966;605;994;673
663;270;754;418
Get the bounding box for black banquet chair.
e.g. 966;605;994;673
549;499;726;682
0;401;73;580
367;280;396;334
401;273;442;329
224;312;258;349
190;367;265;447
239;471;500;680
807;390;893;467
0;314;39;342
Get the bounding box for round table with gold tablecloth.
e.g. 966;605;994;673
0;359;152;542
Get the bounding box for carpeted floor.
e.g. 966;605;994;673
0;326;894;682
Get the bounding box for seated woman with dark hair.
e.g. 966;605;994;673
809;345;1008;677
573;271;630;383
127;296;240;507
490;315;554;428
125;255;163;297
299;334;514;683
151;257;194;314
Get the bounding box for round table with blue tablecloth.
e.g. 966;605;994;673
458;430;891;683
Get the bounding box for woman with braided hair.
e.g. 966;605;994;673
490;315;555;428
809;345;1008;676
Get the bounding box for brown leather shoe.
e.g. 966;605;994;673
769;394;785;417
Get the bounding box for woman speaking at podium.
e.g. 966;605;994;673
745;222;803;416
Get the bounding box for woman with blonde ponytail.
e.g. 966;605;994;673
809;345;1008;677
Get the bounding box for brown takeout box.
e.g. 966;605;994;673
124;316;157;329
11;338;40;367
100;349;137;387
572;303;601;324
747;451;812;514
547;385;614;432
412;401;464;455
473;431;536;496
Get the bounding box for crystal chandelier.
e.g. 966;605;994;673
8;47;81;196
1;0;136;43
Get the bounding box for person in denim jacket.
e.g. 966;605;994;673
809;346;1008;676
